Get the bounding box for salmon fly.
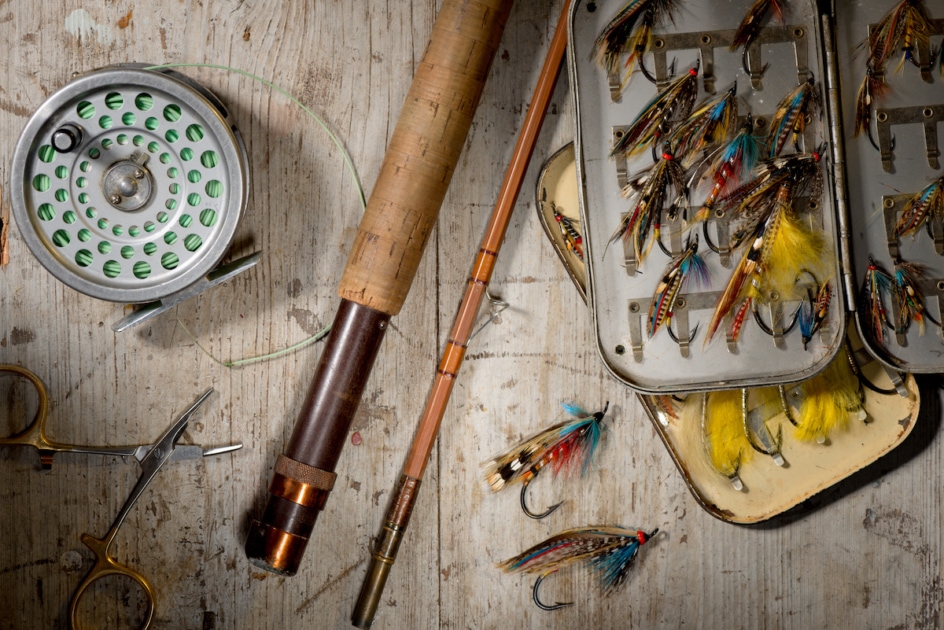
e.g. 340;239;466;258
858;0;933;75
700;389;751;490
484;401;609;519
893;258;931;335
668;83;739;169
610;62;701;160
551;203;584;261
594;0;681;92
705;146;827;345
767;77;821;158
647;235;710;338
730;0;786;73
691;115;762;222
894;176;944;240
861;256;894;346
499;526;658;610
854;1;934;149
799;279;832;349
605;148;688;264
795;351;864;443
853;64;887;150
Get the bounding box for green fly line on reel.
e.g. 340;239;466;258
10;64;256;331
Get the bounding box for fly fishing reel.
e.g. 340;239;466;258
10;65;257;330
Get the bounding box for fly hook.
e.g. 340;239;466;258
520;478;564;520
666;320;699;345
533;573;571;611
752;300;801;336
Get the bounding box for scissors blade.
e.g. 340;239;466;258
131;442;242;462
138;388;214;473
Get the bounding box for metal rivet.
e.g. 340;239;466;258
700;35;711;45
629;302;640;313
654;38;665;49
615;345;625;355
133;169;145;179
793;28;804;38
808;200;818;210
884;198;895;209
587;2;597;12
923;107;934;118
614;129;625;139
877;111;888;122
755;117;767;128
937;281;944;292
110;194;122;205
769;291;780;301
675;297;686;309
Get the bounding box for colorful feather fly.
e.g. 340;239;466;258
854;64;887;141
647;236;710;337
499;526;658;597
692;115;762;222
704;148;826;345
610;63;701;160
594;0;681;93
893;259;929;335
701;389;751;489
799;279;832;349
795;352;863;443
730;0;786;53
766;77;820;158
861;256;894;346
668;84;739;169
894;176;944;239
858;0;932;73
605;149;688;263
551;203;584;261
484;402;608;493
854;1;933;142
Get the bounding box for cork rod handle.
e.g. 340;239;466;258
339;0;514;316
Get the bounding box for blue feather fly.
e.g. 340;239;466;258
499;526;659;598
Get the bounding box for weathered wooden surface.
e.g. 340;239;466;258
0;1;942;629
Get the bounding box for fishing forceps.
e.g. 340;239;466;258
66;386;236;629
0;364;239;468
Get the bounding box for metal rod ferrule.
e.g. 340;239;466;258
352;474;421;628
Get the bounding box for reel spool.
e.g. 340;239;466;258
10;65;257;331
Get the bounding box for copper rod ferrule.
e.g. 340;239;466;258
352;475;421;628
245;299;390;575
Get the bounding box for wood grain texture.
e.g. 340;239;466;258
0;1;942;629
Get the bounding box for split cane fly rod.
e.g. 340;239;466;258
244;0;516;576
352;2;571;626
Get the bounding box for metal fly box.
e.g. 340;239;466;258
834;4;944;372
567;0;848;393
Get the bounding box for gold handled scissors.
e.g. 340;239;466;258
68;387;235;629
0;364;240;468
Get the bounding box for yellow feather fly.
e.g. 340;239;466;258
795;351;863;443
761;206;824;299
702;389;752;488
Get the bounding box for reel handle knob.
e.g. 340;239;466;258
52;124;83;153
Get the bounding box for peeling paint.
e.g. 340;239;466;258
64;9;115;46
